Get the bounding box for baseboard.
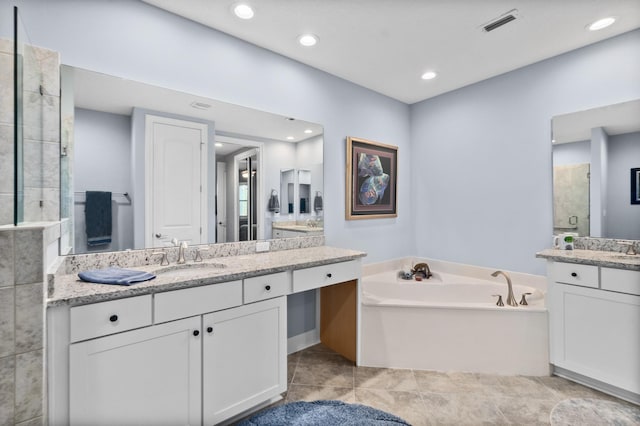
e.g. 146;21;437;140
287;328;320;354
553;366;640;405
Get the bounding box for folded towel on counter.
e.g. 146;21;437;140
78;267;156;285
85;191;112;246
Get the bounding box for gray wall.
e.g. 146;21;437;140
74;108;133;252
552;140;590;165
411;29;640;275
8;0;414;264
3;4;639;273
606;131;640;239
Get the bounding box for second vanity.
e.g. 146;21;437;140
47;244;366;425
537;248;640;404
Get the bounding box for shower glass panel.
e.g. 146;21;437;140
12;6;45;225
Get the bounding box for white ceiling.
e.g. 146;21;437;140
141;0;640;104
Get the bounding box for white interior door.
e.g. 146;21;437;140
145;115;207;247
216;161;227;243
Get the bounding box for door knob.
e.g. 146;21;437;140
155;233;162;238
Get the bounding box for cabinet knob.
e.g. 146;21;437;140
109;315;118;322
326;273;332;278
207;327;213;333
193;330;200;337
265;285;271;291
571;272;578;277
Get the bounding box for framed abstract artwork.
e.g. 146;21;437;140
632;167;640;205
346;136;398;220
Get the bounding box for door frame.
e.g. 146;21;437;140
217;135;264;241
144;114;208;248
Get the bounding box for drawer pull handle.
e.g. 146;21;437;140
571;272;578;277
326;273;332;278
207;327;213;333
193;330;200;337
265;285;271;291
109;315;118;323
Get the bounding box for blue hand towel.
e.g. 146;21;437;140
78;267;156;285
85;191;112;246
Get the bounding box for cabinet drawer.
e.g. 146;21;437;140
550;262;598;288
601;268;640;296
244;272;290;304
70;295;152;343
293;260;360;293
154;280;242;323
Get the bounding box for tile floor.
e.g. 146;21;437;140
235;343;637;425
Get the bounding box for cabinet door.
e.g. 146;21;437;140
70;316;202;426
549;282;640;394
203;297;287;425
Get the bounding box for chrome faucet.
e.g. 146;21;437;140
177;241;188;264
491;270;518;307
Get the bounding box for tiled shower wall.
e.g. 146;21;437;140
0;39;14;225
0;38;60;425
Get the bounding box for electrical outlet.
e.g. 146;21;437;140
256;241;270;252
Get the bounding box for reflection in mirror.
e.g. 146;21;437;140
60;66;323;255
552;99;640;240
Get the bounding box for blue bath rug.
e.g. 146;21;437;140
238;400;410;425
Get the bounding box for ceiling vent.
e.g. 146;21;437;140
190;101;212;110
482;9;519;32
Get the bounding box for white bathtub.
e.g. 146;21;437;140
360;263;550;376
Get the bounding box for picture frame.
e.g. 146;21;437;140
631;168;640;205
346;136;398;220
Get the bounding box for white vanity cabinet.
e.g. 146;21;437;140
70;316;202;426
203;297;286;424
54;274;288;426
548;261;640;400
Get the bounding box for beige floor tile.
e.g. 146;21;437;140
535;376;616;401
354;388;428;426
414;370;482;394
286;384;355;403
420;392;508;426
292;362;354;388
475;374;556;399
355;366;418;392
298;350;353;367
495;396;556;425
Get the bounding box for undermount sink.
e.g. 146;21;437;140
154;262;227;278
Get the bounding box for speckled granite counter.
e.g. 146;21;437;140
536;249;640;271
48;246;366;307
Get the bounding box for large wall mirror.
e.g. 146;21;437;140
551;99;640;240
60;66;324;255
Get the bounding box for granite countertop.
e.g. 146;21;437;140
272;223;324;233
48;246;366;307
536;249;640;271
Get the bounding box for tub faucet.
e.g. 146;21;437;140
412;262;433;279
491;270;518;307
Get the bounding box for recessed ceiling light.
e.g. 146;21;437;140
588;17;616;31
298;34;318;47
233;3;254;20
286;136;295;140
421;71;437;80
215;143;223;147
304;129;313;134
